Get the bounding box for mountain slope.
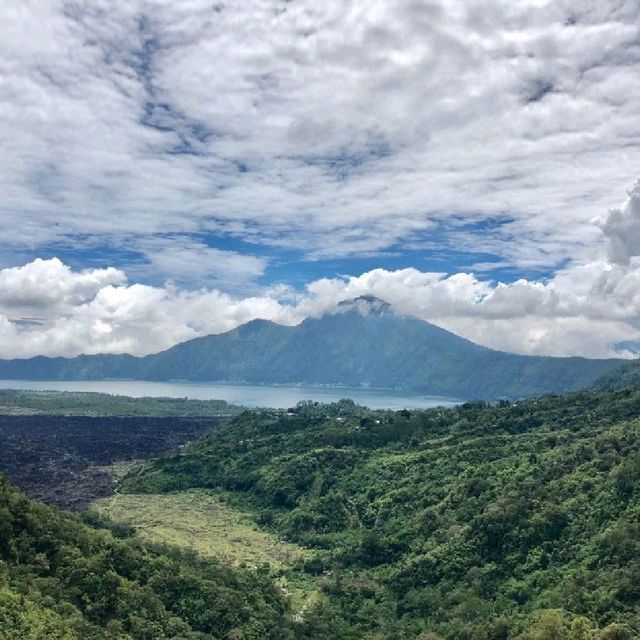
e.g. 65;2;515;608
0;474;291;639
138;311;623;399
595;357;640;390
0;299;625;400
121;388;640;639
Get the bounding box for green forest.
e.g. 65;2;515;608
0;474;291;639
0;389;243;417
1;386;639;639
123;387;640;638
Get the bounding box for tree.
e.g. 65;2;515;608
528;610;567;640
568;617;595;640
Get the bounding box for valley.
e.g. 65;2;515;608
116;390;640;638
94;489;309;570
4;3;639;638
0;387;637;638
93;489;317;611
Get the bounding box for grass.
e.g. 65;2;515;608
94;489;308;568
92;489;318;610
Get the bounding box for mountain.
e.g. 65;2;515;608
0;297;625;399
595;357;640;390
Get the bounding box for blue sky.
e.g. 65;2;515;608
0;0;640;359
20;222;551;291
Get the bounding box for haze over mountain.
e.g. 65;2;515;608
0;297;623;400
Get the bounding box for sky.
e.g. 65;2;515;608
1;0;640;359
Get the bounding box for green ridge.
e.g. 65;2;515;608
122;391;640;639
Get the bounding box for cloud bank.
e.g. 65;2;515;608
3;183;640;360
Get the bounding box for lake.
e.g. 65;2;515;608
0;379;460;410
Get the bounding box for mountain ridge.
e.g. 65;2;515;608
0;300;625;400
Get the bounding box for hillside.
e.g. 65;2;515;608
121;390;640;639
0;298;625;400
596;358;640;391
1;386;638;638
0;474;292;639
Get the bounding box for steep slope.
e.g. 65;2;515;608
595;357;640;390
0;298;625;399
0;474;291;639
122;389;640;639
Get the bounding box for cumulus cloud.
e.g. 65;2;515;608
4;227;640;360
0;0;639;270
298;263;640;358
0;258;125;316
599;181;640;265
0;260;298;359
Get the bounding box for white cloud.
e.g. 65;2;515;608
4;217;640;360
0;258;125;316
598;180;640;265
0;259;299;358
0;1;639;269
297;263;640;358
132;236;268;289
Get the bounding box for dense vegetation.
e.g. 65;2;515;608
595;358;640;392
122;390;640;639
0;474;292;639
0;389;242;417
0;303;624;399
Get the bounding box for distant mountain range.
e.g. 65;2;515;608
0;296;627;400
594;357;640;391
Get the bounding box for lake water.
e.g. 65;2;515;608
0;379;460;410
